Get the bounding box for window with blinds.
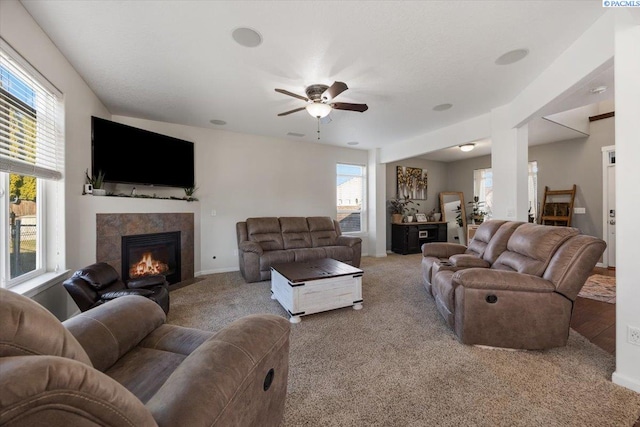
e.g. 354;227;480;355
1;39;63;288
0;39;62;180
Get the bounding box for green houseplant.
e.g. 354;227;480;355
388;195;420;223
85;169;106;196
468;196;487;224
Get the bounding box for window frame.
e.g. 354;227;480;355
473;161;538;222
0;39;61;289
336;163;366;234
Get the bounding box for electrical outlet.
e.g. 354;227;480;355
573;207;586;214
628;326;640;346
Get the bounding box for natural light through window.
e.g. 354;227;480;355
473;161;538;222
1;41;62;288
336;163;365;233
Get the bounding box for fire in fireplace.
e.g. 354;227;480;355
122;231;181;284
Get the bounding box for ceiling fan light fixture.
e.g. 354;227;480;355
306;103;332;118
459;143;475;152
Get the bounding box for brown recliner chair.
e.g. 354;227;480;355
0;288;291;426
63;262;170;314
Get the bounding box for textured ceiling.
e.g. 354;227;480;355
21;1;606;152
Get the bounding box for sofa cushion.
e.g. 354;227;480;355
0;289;91;365
247;217;284;251
493;224;578;276
280;217;312;249
308;217;338;247
465;220;506;257
324;246;354;263
481;221;524;264
259;250;295;272
432;270;457;315
293;248;327;263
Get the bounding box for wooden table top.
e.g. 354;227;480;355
271;258;363;283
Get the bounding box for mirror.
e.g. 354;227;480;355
440;192;466;244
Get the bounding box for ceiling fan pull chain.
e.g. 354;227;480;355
317;117;321;140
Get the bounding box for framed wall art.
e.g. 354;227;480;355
396;166;428;200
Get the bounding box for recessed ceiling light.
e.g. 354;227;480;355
347;141;359;146
590;86;608;94
495;48;529;65
433;103;453;112
287;132;305;137
209;119;227;125
232;27;262;48
459;144;475;152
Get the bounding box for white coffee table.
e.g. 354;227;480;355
270;258;363;323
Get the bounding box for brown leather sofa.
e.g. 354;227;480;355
421;220;606;350
63;262;170;314
236;216;362;282
0;289;291;426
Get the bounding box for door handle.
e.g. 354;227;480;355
609;220;616;225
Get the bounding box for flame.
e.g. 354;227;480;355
129;252;169;278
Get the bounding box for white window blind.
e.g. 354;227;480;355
0;40;62;180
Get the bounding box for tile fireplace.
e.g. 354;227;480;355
122;231;181;284
96;213;194;283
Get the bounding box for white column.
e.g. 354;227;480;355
368;148;387;257
612;11;640;393
490;106;529;221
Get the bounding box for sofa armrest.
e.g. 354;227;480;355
0;356;157;426
453;269;556;293
127;275;168;289
421;242;467;258
63;296;166;372
337;235;362;247
239;240;264;255
449;254;490;268
146;314;290;427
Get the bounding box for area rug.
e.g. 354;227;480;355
167;255;640;426
579;274;616;304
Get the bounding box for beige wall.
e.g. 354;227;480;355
441;116;614;239
385;158;448;249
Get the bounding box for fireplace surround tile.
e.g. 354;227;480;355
96;213;194;282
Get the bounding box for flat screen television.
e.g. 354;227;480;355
91;116;194;188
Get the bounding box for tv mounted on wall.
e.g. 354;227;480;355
91;116;195;188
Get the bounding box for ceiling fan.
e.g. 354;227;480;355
275;81;368;119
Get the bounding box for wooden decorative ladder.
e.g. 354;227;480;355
539;185;576;226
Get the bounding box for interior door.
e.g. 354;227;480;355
607;164;616;267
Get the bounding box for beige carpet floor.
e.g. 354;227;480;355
167;254;640;426
579;274;616;304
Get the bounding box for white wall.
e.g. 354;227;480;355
612;11;640;394
112;116;369;274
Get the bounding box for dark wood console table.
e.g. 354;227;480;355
391;222;447;255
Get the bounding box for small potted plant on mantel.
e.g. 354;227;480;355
85;169;106;196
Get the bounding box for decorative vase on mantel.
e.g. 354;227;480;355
405;215;414;223
392;213;403;224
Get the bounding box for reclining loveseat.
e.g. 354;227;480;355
422;220;606;350
236;216;362;282
0;289;291;426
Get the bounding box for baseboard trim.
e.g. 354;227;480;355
196;267;239;276
596;262;606;268
612;371;640;393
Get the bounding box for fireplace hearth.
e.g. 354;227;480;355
122;231;181;284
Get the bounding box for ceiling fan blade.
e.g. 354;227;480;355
275;88;309;102
322;81;348;100
277;107;306;116
332;102;368;112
